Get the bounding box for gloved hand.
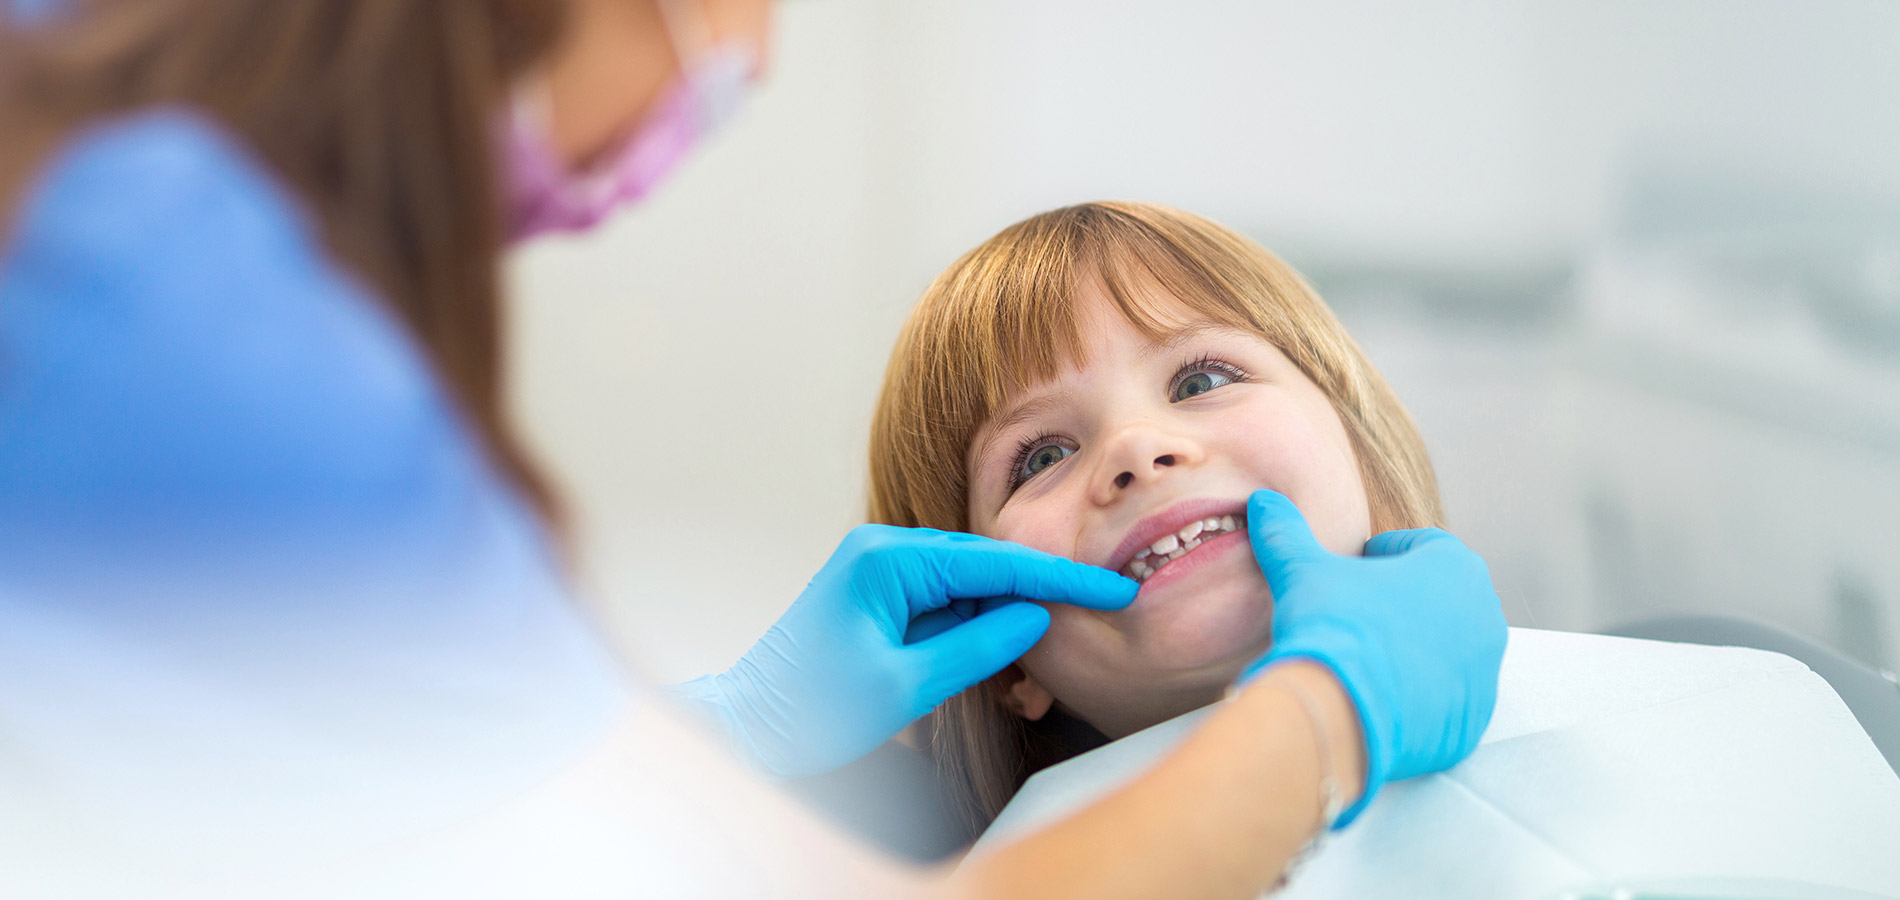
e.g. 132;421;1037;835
1239;490;1507;827
669;525;1137;778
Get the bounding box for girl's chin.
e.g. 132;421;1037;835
1124;585;1274;675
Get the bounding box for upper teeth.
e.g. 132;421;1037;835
1125;514;1245;583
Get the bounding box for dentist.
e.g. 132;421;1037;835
0;1;1506;896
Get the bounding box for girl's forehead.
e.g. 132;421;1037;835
975;260;1257;405
1032;313;1254;387
1067;275;1267;365
1073;270;1210;335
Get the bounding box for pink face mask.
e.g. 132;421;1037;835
501;23;754;243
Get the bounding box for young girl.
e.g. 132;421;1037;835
866;201;1444;828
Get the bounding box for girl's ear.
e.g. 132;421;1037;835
999;664;1055;721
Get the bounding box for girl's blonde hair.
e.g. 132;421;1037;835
866;201;1443;828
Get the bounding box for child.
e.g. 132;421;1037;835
866;201;1443;828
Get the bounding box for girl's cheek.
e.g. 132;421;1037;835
1223;397;1370;551
1026;602;1098;666
1218;402;1327;461
988;501;1080;559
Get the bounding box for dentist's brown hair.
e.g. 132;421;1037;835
0;0;568;520
865;201;1443;827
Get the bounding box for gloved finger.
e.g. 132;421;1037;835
908;602;1051;708
1247;489;1327;595
902;596;1018;643
906;534;1136;615
904;607;963;644
1363;527;1457;557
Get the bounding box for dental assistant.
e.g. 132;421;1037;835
0;1;1507;897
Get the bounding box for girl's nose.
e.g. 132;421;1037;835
1092;425;1202;505
1112;455;1175;490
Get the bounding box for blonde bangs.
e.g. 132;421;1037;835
944;204;1273;413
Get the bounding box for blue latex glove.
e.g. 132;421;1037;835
670;525;1138;778
1239;490;1507;827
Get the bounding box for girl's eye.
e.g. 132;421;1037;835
1171;371;1229;401
1022;442;1074;478
1170;356;1248;402
1011;437;1077;489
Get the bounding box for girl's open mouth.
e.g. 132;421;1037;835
1120;513;1247;583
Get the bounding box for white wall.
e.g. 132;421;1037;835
508;0;889;680
510;0;1900;681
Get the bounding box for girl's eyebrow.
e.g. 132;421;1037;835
974;390;1070;469
1154;321;1241;349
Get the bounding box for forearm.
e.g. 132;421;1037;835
946;660;1365;900
458;661;1361;899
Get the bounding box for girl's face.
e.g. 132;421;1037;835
965;280;1371;738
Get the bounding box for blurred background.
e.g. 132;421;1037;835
509;0;1900;686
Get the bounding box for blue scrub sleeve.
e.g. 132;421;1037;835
0;110;631;852
2;0;64;25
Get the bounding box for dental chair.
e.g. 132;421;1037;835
1603;613;1900;776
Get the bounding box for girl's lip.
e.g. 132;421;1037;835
1129;528;1249;600
1102;497;1249;575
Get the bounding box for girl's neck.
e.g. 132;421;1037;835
1069;679;1231;741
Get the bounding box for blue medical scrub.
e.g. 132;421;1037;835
0;110;628;852
2;0;58;24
